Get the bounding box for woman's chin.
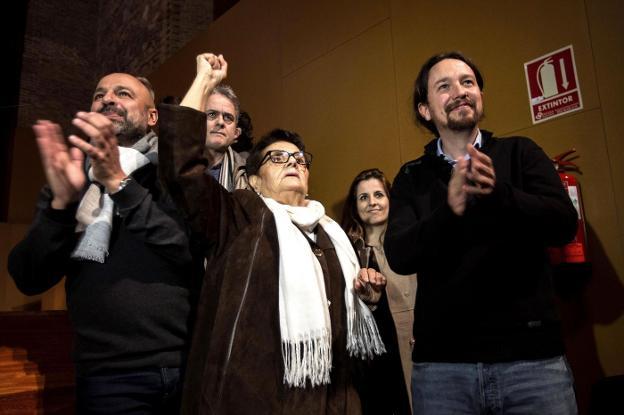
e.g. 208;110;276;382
272;189;307;205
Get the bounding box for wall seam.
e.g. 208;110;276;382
388;0;404;167
582;0;624;256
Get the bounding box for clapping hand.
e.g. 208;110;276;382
447;144;496;216
68;111;126;194
33;120;86;209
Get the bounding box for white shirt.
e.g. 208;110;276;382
436;130;483;165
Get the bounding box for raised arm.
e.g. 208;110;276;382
157;103;230;244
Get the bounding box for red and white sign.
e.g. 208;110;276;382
524;45;583;124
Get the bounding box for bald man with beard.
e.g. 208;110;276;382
8;73;194;414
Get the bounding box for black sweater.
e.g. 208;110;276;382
384;131;577;363
8;163;195;375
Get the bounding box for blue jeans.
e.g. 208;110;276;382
411;356;577;414
76;367;182;414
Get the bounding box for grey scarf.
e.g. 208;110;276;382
71;132;158;263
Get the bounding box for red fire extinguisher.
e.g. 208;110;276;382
549;149;588;264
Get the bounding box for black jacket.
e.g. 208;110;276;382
384;131;577;363
8;161;195;375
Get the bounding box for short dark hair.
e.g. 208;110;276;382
159;95;181;105
231;111;254;153
340;168;391;244
136;76;156;105
246;129;306;176
412;51;484;136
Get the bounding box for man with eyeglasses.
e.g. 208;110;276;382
180;53;249;191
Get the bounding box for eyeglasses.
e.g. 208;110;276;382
260;150;313;166
205;110;236;125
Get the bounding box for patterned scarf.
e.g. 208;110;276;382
71;132;158;263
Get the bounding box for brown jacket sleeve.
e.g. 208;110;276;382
157;103;242;253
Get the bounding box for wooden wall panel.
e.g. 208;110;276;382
278;0;390;77
7;126;45;224
586;0;624;281
282;21;400;218
584;0;624;378
207;0;284;137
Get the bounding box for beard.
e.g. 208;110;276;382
444;99;482;132
98;103;148;146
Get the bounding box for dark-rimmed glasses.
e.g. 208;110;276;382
260;150;313;167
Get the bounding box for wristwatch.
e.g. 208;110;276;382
114;176;132;194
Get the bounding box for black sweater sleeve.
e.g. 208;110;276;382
384;165;461;275
157;103;237;251
109;169;191;265
8;187;78;295
384;136;577;276
482;137;577;246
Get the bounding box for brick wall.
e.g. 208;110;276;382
18;1;98;130
17;0;215;130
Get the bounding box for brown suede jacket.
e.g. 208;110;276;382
158;104;366;415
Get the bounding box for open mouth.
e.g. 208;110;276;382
284;170;300;178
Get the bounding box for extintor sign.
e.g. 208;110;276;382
524;45;583;124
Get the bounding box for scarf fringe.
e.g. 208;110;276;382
262;197;386;388
282;329;332;387
70;244;108;263
347;302;387;359
71;211;113;264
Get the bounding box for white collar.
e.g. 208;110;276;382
436;130;482;165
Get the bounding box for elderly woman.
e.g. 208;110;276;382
342;168;418;413
158;103;387;414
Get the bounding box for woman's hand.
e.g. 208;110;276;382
354;268;386;305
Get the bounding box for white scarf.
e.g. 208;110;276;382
261;197;385;388
71;133;157;263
